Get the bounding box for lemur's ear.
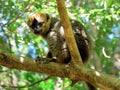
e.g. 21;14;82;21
46;14;50;21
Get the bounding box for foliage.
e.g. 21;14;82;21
0;0;120;90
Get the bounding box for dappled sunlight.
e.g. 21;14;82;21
20;56;24;63
95;71;100;76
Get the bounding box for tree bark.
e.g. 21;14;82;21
0;52;120;90
56;0;83;66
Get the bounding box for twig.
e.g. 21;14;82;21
1;76;51;88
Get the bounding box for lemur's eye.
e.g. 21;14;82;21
38;22;45;26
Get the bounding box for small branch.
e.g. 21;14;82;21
1;2;34;28
56;0;83;66
1;76;51;88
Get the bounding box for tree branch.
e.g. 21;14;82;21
0;52;120;89
56;0;83;66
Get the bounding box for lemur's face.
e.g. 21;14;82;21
28;13;51;35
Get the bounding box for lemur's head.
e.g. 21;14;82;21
27;13;51;35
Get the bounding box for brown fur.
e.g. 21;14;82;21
27;13;90;64
27;13;96;90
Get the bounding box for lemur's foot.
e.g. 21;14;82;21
35;56;46;64
35;56;56;64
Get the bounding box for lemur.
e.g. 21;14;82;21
27;13;96;90
27;13;90;64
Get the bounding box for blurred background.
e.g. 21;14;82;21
0;0;120;90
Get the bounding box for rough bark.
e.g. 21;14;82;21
0;53;120;90
56;0;83;66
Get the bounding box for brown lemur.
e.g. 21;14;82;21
27;13;96;90
27;13;90;64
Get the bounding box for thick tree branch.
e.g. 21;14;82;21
0;52;120;89
56;0;83;66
